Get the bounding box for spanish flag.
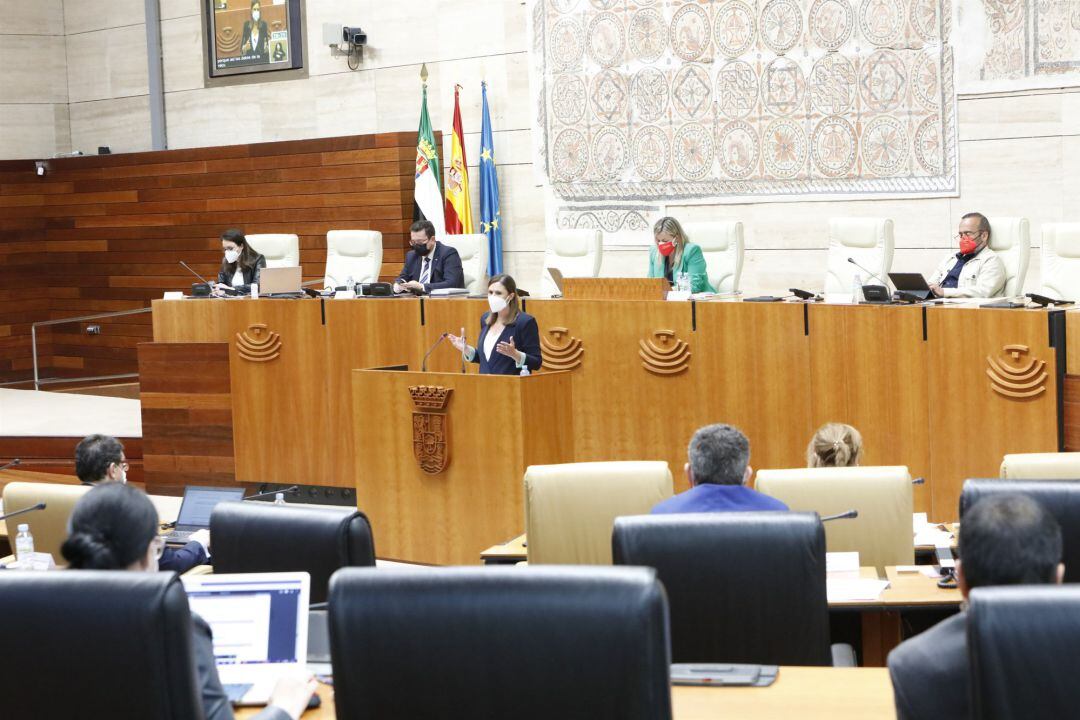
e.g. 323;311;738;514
444;85;473;234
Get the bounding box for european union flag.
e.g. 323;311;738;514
479;82;503;276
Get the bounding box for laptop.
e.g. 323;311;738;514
163;486;244;544
888;272;933;301
259;266;303;295
182;572;311;706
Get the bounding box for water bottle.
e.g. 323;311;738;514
15;524;34;564
345;275;355;293
274;492;286;506
851;273;863;304
676;272;691;293
250;282;259;299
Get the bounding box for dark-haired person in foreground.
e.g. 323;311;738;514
75;434;209;574
650;424;788;513
393;220;464;294
62;483;316;720
888;494;1064;720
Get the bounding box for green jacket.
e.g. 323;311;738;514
647;242;716;294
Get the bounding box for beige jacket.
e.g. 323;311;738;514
927;246;1006;298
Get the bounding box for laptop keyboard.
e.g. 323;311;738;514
164;529;194;543
223;683;253;705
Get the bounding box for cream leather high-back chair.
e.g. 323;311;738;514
439;234;488;294
683;221;744;293
246;233;300;268
540;229;603;297
987;217;1030;297
2;482;90;563
1001;453;1080;480
524;461;674;565
754;466;913;571
324;230;382;287
823;218;894;294
1041;223;1080;300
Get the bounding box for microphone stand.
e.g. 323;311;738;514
244;485;300;501
821;509;858;522
0;502;45;523
421;333;447;372
0;458;21;473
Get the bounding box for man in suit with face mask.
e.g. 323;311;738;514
394;220;465;294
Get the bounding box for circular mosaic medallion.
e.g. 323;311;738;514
910;50;939;109
716;59;758;120
672;63;713;120
632;125;671;181
673;123;715;180
861;115;909;176
761;0;804;54
762;118;808;179
552;128;590;181
629;8;667;63
590;69;628;123
809;0;854;49
549;0;581;13
914;115;943;174
670;3;712;62
859;49;907;113
859;0;904;47
761;57;806;117
909;0;940;42
587;12;626;68
809;53;856;115
811;116;858;177
717;120;760;179
551;74;587;125
549;18;585;72
714;1;757;58
631;66;670;122
590;126;630;181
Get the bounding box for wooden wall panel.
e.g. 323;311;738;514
0;132;425;385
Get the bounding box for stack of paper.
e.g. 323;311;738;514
826;578;890;603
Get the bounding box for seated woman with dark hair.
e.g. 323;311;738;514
62;483;316;720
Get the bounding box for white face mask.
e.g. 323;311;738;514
224;249;240;264
488;294;508;314
253;10;260;21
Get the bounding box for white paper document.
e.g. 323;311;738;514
825;552;861;577
827;578;890;603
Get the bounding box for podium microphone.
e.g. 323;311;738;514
821;509;858;522
421;333;448;372
846;257;889;287
244;485;300;501
0;502;45;523
912;477;925;485
179;261;215;296
0;458;21;473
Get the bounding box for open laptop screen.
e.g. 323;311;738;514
182;573;310;668
175;486;245;529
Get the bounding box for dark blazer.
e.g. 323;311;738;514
193;613;291;720
216;254;267;294
159;541;208;573
395;242;464;292
887;613;968;720
472;311;542;375
241;19;270;59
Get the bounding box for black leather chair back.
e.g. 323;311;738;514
0;571;203;719
328;566;672;720
211;502;375;603
961;480;1080;582
968;586;1080;719
613;511;831;665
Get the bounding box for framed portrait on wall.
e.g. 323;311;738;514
204;0;304;79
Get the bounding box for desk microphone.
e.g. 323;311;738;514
244;485;300;501
846;257;890;287
0;458;21;473
421;333;448;372
789;288;820;301
179;261;215;296
0;502;45;523
821;509;858;522
912;477;925;485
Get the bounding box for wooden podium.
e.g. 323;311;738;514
352;369;574;565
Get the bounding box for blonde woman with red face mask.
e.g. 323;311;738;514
646;217;716;294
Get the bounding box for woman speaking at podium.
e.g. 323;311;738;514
213;228;266;297
449;274;542;375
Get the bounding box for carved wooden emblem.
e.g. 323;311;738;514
986;344;1047;399
235;324;282;363
540;326;585;371
409;385;453;474
639;329;691;375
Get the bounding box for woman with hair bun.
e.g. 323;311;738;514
62;483;315;720
806;423;863;468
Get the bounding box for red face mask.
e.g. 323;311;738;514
657;241;676;257
959;236;978;255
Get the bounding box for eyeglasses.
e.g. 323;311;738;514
956;231;982;240
113;461;129;472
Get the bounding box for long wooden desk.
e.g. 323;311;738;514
237;667;895;719
147;298;1071;550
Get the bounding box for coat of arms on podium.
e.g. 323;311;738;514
408;385;453;474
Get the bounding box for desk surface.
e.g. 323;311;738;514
236;668;895;720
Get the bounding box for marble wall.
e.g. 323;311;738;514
2;0;1078;295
